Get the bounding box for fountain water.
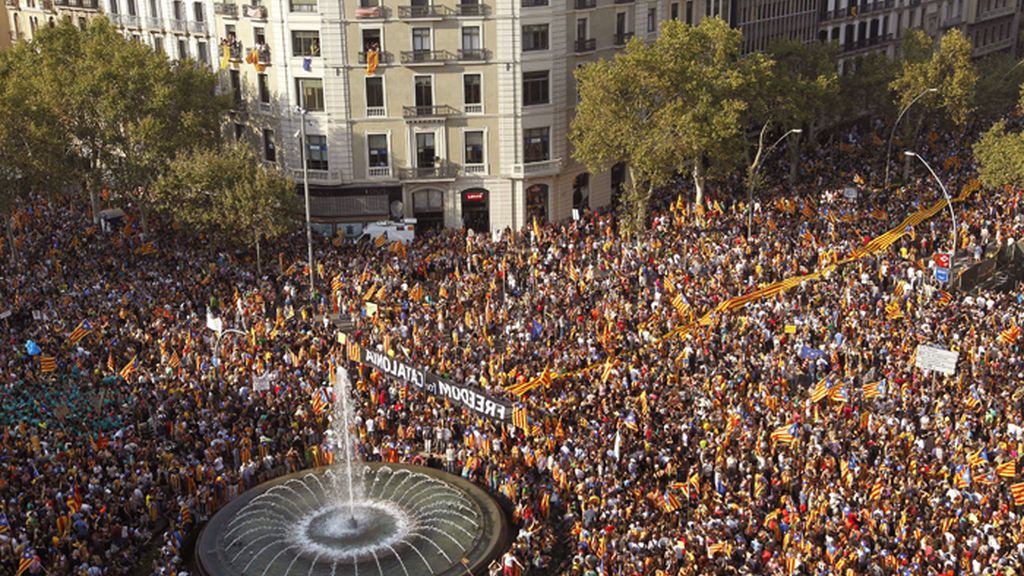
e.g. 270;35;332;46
195;365;507;576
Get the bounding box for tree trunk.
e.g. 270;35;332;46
692;160;706;210
621;166;651;237
255;229;262;276
788;133;801;185
139;200;149;239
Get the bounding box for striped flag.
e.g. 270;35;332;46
662;491;681;513
893;282;905;298
671;293;690;317
374;234;388;248
512;406;528;432
707;542;729;557
936;289;953;305
15;550;35;576
107;352;115;373
119;356;137;380
996;460;1016;479
0;512;8;533
809;377;830;403
347;340;362;362
965;389;982;410
869;479;883;501
1011;482;1024;506
999;325;1020;345
968;448;988;468
601;358;616;384
67;320;93;345
638;391;649;417
771;423;797;446
311;389;329;415
862;380;884;399
39;355;57;373
168;351;181;370
954;465;971;489
885;300;903;320
331;275;343;293
828;385;848;403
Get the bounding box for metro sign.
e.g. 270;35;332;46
933;253;951;269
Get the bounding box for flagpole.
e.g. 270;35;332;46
298;107;315;297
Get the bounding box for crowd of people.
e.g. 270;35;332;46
1;119;1023;576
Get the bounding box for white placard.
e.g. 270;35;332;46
253;373;272;391
0;310;11;320
915;344;959;376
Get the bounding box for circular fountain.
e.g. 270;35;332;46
195;462;508;576
194;367;508;576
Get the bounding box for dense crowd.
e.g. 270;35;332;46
1;122;1023;576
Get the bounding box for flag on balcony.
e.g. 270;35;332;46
366;49;379;76
303;57;313;72
220;45;230;70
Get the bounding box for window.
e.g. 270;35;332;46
178;39;188;59
462;26;481;50
254;27;266;45
670;2;678;19
297;78;325;111
258;73;270;104
367;134;389;168
127;0;136;16
576;17;588;40
522;71;549;106
229;70;242;104
263;129;276;162
172;0;182;19
234;123;245;141
616;12;627;35
414;75;433;107
522;24;548;50
306;135;328;170
463;74;482;112
193;1;203;20
78;16;87;30
523;127;549;163
464;131;484;165
415;132;436;168
153;36;163;54
412;27;431;50
148;0;157;15
293;31;321;56
366;77;385;114
647;7;656;32
197;41;208;63
110;0;118;14
362;28;381;52
685;0;692;23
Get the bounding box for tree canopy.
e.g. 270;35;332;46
571;18;771;233
890;28;977;128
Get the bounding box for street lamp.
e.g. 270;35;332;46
904;150;957;260
747;125;802;240
883;87;938;190
296;107;315;297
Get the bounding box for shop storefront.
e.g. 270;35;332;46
412;188;445;232
461;188;489;233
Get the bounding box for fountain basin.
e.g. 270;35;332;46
195;463;509;576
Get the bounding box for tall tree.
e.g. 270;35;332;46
973;53;1024;119
571;18;771;233
837;52;899;121
765;39;840;181
152;143;298;272
890;28;977;129
973;120;1024;191
3;19;227;228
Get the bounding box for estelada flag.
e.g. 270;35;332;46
119;356;137;380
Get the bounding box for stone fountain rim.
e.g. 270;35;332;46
193;462;510;576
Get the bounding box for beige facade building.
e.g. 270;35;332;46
5;0;103;43
1;2;10;46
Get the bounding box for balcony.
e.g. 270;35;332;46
290;0;317;10
456;2;487;15
243;4;267;18
358;51;392;64
614;0;633;3
464;103;482;113
842;32;893;53
222;40;243;60
40;0;53;10
5;0;18;8
822;0;895;21
145;16;161;28
941;14;962;29
574;38;596;52
214;2;238;16
613;31;634;45
122;14;142;27
355;4;386;17
168;18;186;32
398;4;451;18
368;166;393;178
189;20;209;34
575;0;595;7
457;48;487;61
463;164;486;175
977;4;1016;20
399;164;458;181
513;158;562;177
521;0;547;6
366;106;386;117
289;168;342;182
400;49;451;64
402;104;459;117
255;46;271;64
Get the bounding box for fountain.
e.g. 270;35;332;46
195;367;508;576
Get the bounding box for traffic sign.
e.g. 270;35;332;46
933;253;951;269
935;267;950;283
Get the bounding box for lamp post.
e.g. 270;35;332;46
904;151;957;261
296;107;315;297
883;87;938;190
747;125;802;240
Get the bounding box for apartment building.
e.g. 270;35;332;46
1;2;10;46
961;0;1019;56
208;0;701;235
100;0;216;64
6;0;103;42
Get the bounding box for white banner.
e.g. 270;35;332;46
915;344;959;376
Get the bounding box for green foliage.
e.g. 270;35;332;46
765;39;839;132
153;143;298;249
0;19;228;212
570;18;771;233
838;52;899;120
890;28;977;127
973;120;1024;190
973;53;1024;119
